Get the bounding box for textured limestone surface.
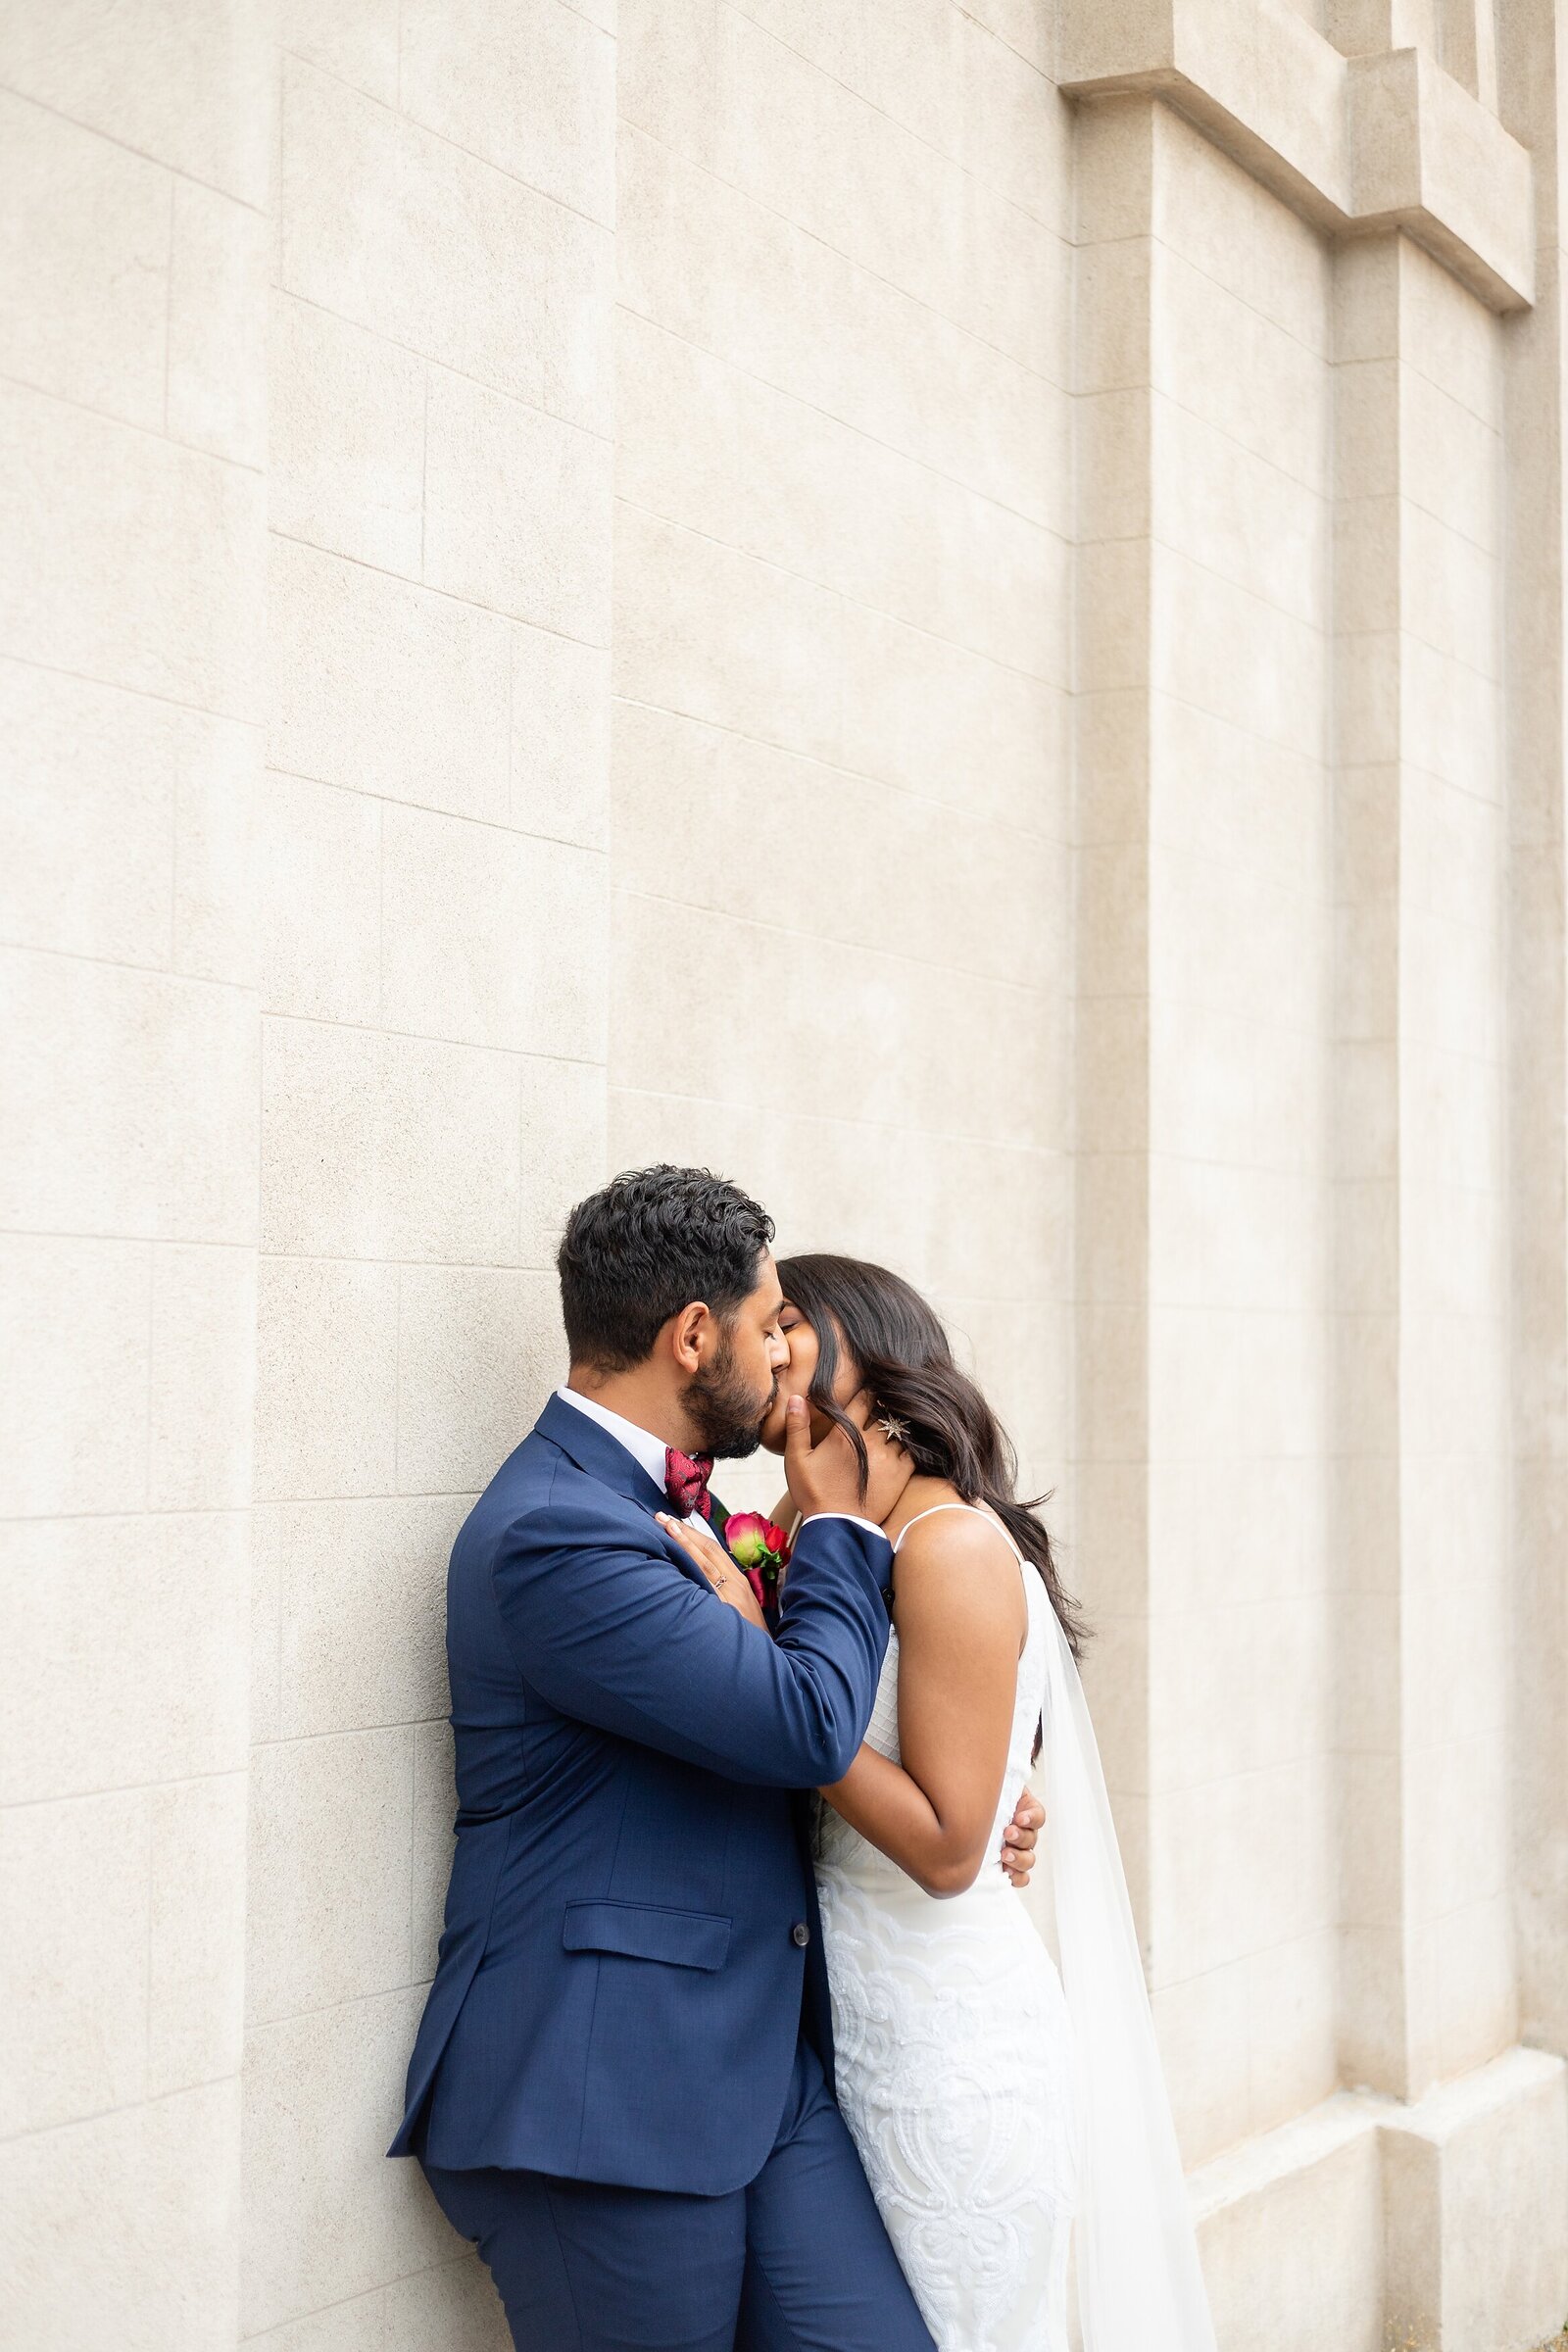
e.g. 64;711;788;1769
2;2;1566;2346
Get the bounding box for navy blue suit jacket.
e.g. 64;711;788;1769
389;1394;894;2192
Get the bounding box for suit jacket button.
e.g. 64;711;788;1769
791;1920;810;1948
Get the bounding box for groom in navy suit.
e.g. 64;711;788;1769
391;1165;1039;2347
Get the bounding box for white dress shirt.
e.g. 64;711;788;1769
553;1385;889;1545
554;1386;672;1492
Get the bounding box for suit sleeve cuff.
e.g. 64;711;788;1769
800;1511;893;1548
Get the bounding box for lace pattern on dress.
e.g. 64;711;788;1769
815;1515;1081;2352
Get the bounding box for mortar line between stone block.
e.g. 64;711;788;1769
3;86;268;214
260;1003;605;1067
0;646;263;726
0;368;258;478
282;46;615;237
611;492;1074;683
0;2070;245;2153
722;0;1065;239
622;115;1066;390
235;2244;478;2343
269;289;614;449
269;521;613;632
616;299;1071;529
264;760;610;862
613;876;1065;997
604;693;1065;847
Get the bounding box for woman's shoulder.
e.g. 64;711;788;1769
890;1482;1016;1569
888;1486;1027;1648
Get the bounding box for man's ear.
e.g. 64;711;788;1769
668;1300;710;1374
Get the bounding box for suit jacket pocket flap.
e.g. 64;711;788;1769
562;1899;731;1971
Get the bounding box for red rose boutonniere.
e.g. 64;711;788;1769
725;1512;793;1610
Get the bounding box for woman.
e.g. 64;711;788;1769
662;1254;1218;2352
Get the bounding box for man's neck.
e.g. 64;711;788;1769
564;1370;686;1453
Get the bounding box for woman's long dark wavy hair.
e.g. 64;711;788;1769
775;1252;1088;1661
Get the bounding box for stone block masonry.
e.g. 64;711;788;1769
1;2;1564;2345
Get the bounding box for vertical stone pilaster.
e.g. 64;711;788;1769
1332;229;1513;2107
1072;93;1156;1951
1074;94;1341;2168
1333;235;1416;2099
1497;0;1568;2065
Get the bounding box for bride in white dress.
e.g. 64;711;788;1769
671;1252;1219;2352
813;1492;1079;2349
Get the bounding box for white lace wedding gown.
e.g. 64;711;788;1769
813;1504;1081;2352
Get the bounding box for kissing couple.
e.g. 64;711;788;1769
391;1166;1217;2351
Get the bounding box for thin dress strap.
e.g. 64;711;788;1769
892;1500;1022;1561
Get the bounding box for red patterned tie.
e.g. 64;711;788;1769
663;1446;714;1520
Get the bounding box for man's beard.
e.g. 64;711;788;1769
682;1331;776;1460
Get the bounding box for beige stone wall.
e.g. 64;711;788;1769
3;3;1567;2349
0;2;268;2339
247;6;614;2339
610;0;1075;1523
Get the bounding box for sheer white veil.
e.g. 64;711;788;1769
1039;1603;1220;2351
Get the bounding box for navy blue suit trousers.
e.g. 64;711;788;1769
422;2035;934;2351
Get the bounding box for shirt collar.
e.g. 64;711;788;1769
554;1386;672;1494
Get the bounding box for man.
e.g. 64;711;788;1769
391;1165;1043;2347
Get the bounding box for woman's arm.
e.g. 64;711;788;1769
818;1510;1027;1897
676;1494;1047;1887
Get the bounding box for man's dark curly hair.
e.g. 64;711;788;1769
557;1165;776;1372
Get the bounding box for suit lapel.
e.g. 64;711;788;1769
536;1392;665;1515
533;1396;732;1586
